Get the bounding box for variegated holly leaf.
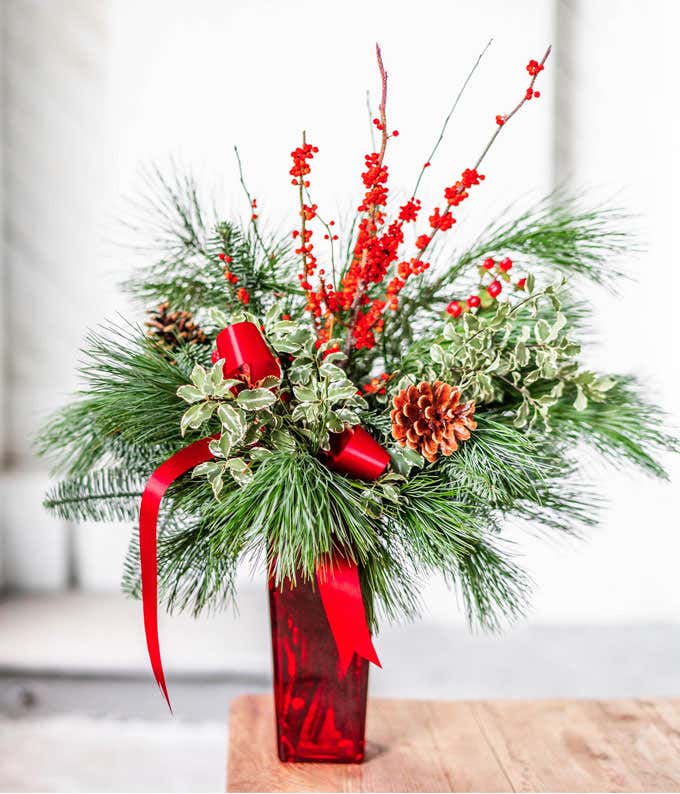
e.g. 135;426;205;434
236;388;277;410
180;401;215;436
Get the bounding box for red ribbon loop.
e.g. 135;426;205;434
139;322;387;709
216;321;281;383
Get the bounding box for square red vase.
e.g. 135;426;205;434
268;574;369;763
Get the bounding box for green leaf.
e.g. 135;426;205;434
217;403;246;436
192;461;222;480
236;388;277;410
323;351;347;364
534;319;551;343
293;384;317;402
593;376;617;393
429;344;445;364
212;379;242;398
177;385;204;404
211;474;224;498
549;313;567;341
319;362;346;381
180;401;215;435
327;383;359;403
208;307;229;327
265;301;285;327
249;446;273;461
289;363;313;385
326;411;345;433
271;429;296;451
227;457;253;486
574;387;588;412
257;375;281;389
381;484;400;504
190;364;209;394
210;360;226;391
514;342;530;367
334;407;359;424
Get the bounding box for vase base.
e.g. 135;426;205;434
277;747;365;764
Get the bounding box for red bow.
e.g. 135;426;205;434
140;322;387;709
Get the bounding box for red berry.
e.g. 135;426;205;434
487;280;502;298
516;277;527;290
211;348;219;364
499;257;513;272
446;300;462;318
482;257;495;270
534;90;541;98
467;295;481;309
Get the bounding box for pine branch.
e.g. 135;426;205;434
36;324;195;478
44;468;143;523
123;168;302;317
549;377;679;479
437;194;633;296
453;538;532;631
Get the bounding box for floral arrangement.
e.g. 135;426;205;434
40;43;676;687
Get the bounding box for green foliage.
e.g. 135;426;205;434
383;194;634;366
36;324;193;478
123;169;301;319
548;377;679;479
44;468;143;523
38;171;676;636
434;193;632;296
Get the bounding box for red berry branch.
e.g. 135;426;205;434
286;43;552;361
405;45;552;269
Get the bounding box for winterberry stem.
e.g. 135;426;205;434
412;38;493;200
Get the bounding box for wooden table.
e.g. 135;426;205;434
226;694;680;792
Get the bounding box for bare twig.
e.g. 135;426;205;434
366;89;377;151
415;45;552;264
412;39;493;199
233;145;270;259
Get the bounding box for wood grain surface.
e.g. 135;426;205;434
226;694;680;792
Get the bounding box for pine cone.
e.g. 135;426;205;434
390;381;477;463
145;302;208;348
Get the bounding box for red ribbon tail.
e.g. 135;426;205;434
139;436;216;712
316;557;381;676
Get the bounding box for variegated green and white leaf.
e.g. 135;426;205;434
236;388;277;410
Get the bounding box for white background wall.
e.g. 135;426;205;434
1;0;678;624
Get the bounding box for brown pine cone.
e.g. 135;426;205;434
390;381;477;463
145;302;208;348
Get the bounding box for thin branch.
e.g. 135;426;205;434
473;45;552;171
366;89;377;151
412;39;493;199
414;45;552;264
233;145;270;260
304;185;337;290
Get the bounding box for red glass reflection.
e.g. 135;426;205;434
269;574;369;763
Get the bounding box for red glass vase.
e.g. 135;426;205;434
268;574;369;763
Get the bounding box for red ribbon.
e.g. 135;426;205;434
139;435;216;709
139;322;386;709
